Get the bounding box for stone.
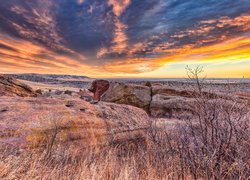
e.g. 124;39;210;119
90;100;99;104
79;108;86;112
78;89;93;102
65;101;75;107
80;96;93;102
64;90;73;96
0;107;9;113
55;90;63;95
35;89;42;95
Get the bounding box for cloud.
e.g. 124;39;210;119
77;0;85;5
0;0;249;77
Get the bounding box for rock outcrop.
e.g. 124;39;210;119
99;82;201;116
101;82;152;112
88;80;110;100
0;97;149;150
99;82;223;118
0;75;38;97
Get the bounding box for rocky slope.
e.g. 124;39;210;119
0;75;38;97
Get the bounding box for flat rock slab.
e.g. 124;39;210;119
0;97;149;150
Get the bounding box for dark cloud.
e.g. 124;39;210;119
0;43;18;52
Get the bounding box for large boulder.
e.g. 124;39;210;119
101;82;152;112
0;75;38;97
88;80;110;101
0;97;149;150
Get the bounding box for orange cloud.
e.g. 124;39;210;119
157;36;250;65
0;35;110;76
97;0;131;58
107;0;131;16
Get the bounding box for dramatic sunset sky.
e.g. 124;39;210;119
0;0;249;78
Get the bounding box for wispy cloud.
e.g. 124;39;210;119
97;0;131;58
107;0;131;16
8;2;66;51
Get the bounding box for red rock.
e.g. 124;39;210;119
88;80;110;101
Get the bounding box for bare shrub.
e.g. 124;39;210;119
148;67;250;179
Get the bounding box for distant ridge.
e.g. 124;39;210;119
2;74;92;89
6;73;89;79
5;73;89;83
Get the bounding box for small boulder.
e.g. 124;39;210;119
55;90;63;95
0;107;9;113
35;89;42;95
80;96;93;102
64;90;73;96
65;101;75;107
78;89;93;102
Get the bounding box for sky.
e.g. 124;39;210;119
0;0;249;78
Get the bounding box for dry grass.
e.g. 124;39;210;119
0;143;163;180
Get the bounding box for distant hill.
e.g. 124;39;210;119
5;73;92;89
